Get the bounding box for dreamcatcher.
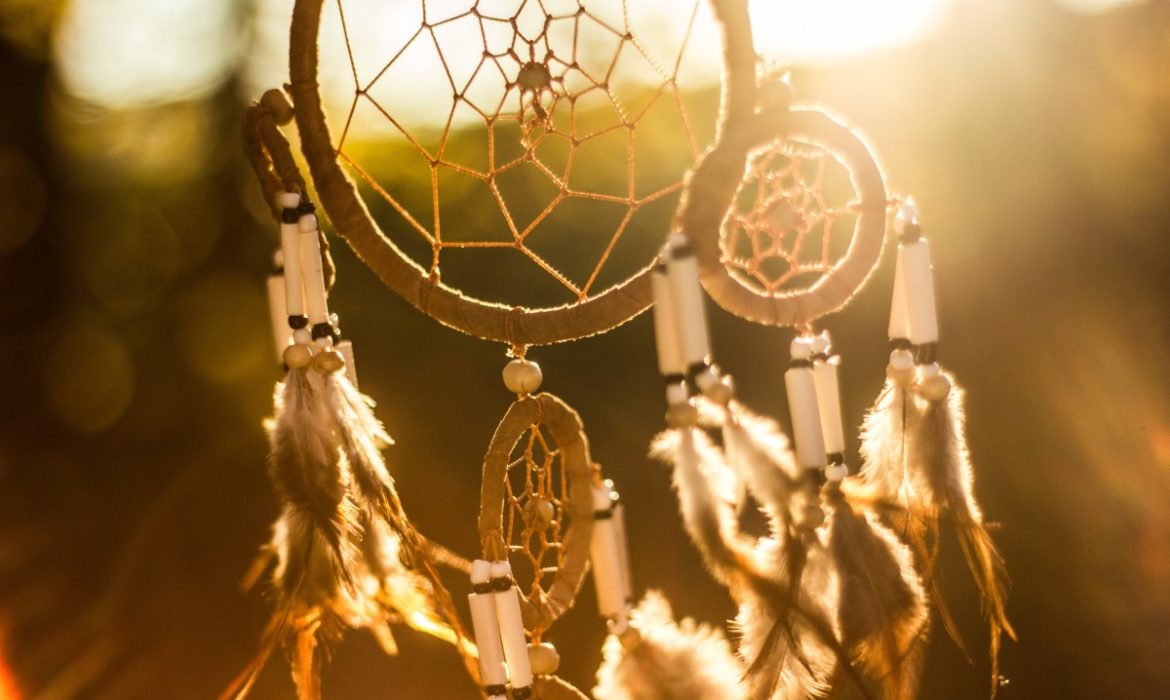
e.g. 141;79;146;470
228;0;1012;697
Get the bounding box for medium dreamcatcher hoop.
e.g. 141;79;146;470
233;0;1014;698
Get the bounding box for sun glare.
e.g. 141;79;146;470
246;0;949;139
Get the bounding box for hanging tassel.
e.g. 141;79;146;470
653;426;852;700
594;591;742;700
823;485;928;699
907;369;1016;696
223;193;472;700
862;200;1013;696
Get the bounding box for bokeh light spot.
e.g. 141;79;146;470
43;325;135;434
54;0;242;108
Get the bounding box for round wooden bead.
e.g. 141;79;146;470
919;373;952;402
824;463;849;482
313;348;346;374
502;359;543;394
790;336;815;361
617;625;642;650
525;498;555;528
283;343;313;369
527;642;560;676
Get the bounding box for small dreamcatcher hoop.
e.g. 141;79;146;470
477;392;595;635
688;108;888;327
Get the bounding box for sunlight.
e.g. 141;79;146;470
55;0;242;107
247;0;949;139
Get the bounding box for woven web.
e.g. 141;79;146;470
503;423;566;639
723;140;860;294
328;0;708;305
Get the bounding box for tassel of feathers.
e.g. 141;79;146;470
594;590;742;700
222;365;472;700
823;483;928;699
653;422;857;700
860;366;1014;696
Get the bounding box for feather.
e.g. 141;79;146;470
594;591;742;700
226;366;477;700
651;428;755;589
859;378;967;659
860;371;1015;696
653;423;868;700
906;373;1016;696
825;486;928;699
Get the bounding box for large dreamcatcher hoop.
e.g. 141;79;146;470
286;0;719;345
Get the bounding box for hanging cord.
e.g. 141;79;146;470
245;88;336;292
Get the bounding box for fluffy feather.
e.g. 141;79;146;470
223;368;472;700
825;487;928;699
653;423;862;700
860;372;1015;697
905;374;1015;696
594;591;742;700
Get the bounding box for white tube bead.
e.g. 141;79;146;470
786;338;826;470
266;271;290;364
335;339;358;388
898;239;939;345
469;560;509;693
299;213;331;329
813;354;845;457
278;193;305;319
664;235;711;369
651;265;685;377
489;561;533;691
611;488;634;609
590;484;630;624
888;243;911;341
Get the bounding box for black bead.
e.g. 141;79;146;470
899;222;922;243
669;240;694;259
287;315;308;330
490;576;514;592
311;322;333;340
484;685;507;696
915;342;938;365
663;372;685;385
789;358;812;369
593;507;614;520
280;207;300;224
889;337;912;351
512;687;532;700
827;452;845;465
472;582;494;595
296;200;317;216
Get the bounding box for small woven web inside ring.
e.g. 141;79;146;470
503;423;567;640
328;0;709;306
723;140;861;295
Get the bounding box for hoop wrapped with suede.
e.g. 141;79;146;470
478;393;595;634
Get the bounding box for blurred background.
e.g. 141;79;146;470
0;0;1168;698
